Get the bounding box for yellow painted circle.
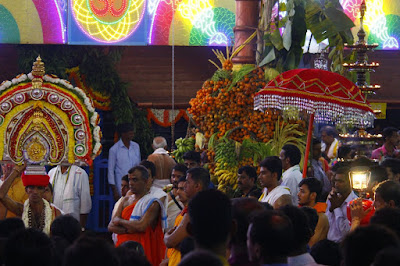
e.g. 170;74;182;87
71;0;146;43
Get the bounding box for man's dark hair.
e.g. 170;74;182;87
373;247;400;266
238;165;258;182
333;166;351;177
383;127;399;141
259;156;282;181
321;126;336;137
139;160;156;178
188;190;232;250
121;174;129;183
299;178;322;199
179;250;223;266
128;165;149;180
115;246;150;266
300;206;319;233
173;163;188;175
342;225;400;266
381;158;400;175
282;144;301;166
183;151;201;163
371;207;400;239
248;210;294;259
50;215;82;244
63;236;119;266
0;217;24;238
230;198;265;246
186;167;210;190
4;228;53;266
374;180;400;207
179;237;195;258
310;239;341;266
370;165;388;184
280;205;313;251
119;240;145;256
331;161;351;173
338;145;353;159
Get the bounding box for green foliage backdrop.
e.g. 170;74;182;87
17;45;154;157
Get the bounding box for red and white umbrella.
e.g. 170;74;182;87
254;68;375;177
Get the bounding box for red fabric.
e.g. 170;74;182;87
347;199;375;225
116;201;166;266
21;173;50;187
256;69;373;113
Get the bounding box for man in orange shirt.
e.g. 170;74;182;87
298;178;329;247
165;177;189;266
163;167;210;266
108;165;167;266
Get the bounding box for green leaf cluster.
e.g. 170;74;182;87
260;0;307;74
211;69;231;82
228;64;255;91
259;0;354;76
16;45;154;157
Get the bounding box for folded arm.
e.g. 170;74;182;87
164;214;189;248
116;201;161;233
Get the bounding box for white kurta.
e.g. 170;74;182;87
281;165;303;206
49;165;92;222
259;186;291;206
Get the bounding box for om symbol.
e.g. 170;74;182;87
90;0;128;18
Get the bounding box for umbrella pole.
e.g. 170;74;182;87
302;113;314;178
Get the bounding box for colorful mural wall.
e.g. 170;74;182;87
0;0;398;48
0;0;67;44
340;0;399;49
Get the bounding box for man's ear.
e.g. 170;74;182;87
388;199;396;208
272;172;278;181
310;192;317;202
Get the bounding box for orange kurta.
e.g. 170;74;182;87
314;202;327;213
116;201;166;266
167;207;188;266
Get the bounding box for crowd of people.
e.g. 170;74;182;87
1;124;400;266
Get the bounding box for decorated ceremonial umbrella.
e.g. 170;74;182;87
254;68;375;177
0;56;102;166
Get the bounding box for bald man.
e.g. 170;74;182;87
148;136;176;188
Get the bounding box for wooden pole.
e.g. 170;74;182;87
232;0;260;64
302;113;314;178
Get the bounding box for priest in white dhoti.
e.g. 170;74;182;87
49;165;92;228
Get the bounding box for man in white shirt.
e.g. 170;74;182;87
326;165;357;243
258;156;291;208
49;164;92;227
280;144;303;205
108;123;141;202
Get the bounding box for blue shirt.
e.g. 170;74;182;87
108;139;141;197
